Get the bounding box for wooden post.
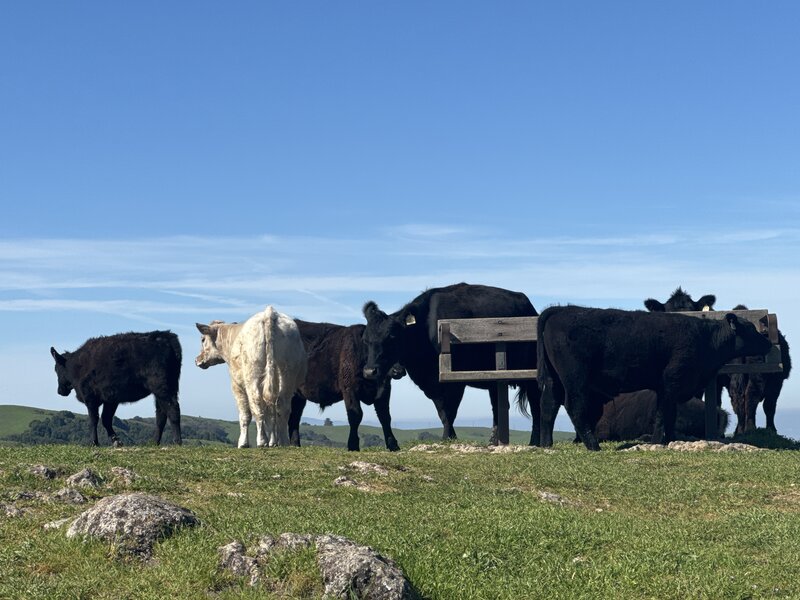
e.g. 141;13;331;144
496;342;509;445
704;377;718;440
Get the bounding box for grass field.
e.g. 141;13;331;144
2;439;800;599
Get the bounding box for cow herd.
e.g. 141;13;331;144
49;284;791;451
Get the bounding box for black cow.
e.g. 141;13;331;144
594;391;728;442
50;331;182;446
645;289;792;435
644;286;716;313
362;282;540;444
537;306;772;450
725;305;792;434
290;320;404;452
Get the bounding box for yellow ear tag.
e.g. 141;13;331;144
702;305;711;312
405;314;417;326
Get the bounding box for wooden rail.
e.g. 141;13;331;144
438;310;783;444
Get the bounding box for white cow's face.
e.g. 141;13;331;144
195;323;226;369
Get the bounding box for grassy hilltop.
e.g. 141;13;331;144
2;441;800;599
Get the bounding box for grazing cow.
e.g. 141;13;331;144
594;391;728;442
195;307;307;448
725;305;792;434
290;320;405;452
362;283;540;444
50;331;182;447
537;306;772;450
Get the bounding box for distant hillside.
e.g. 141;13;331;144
0;404;572;447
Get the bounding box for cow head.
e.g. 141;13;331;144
194;322;227;369
50;347;73;396
726;313;773;358
362;301;413;380
644;287;716;312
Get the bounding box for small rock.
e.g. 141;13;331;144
110;467;138;485
421;475;435;482
13;491;51;502
316;534;414;599
2;503;24;518
66;468;101;489
54;487;87;504
278;532;314;550
219;541;260;585
29;465;57;479
345;462;390;477
539;491;571;506
67;493;200;559
271;474;282;479
226;492;244;498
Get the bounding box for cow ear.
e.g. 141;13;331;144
697;295;716;311
363;301;383;321
644;299;664;312
405;313;417;326
50;347;65;365
725;313;738;331
196;323;211;335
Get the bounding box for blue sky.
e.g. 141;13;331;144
1;3;799;435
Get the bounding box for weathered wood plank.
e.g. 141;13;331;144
438;367;538;382
438;317;537;345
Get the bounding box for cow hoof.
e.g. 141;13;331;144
112;439;123;448
387;441;400;452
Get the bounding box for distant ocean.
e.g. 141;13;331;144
366;408;800;441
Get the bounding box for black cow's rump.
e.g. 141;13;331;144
290;320;402;451
362;282;540;444
50;331;182;446
537;306;772;450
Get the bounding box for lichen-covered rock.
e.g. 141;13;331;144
623;441;762;453
66;468;101;489
219;534;414;599
316;534;414;600
54;487;87;504
2;503;24;518
219;541;260;585
66;493;199;559
345;462;390;477
110;467;138;485
29;465;57;479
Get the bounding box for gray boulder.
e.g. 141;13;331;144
316;535;414;600
66;468;101;489
66;493;199;559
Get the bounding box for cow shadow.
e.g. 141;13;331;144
728;428;800;450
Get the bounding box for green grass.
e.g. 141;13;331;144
0;405;55;438
2;441;800;599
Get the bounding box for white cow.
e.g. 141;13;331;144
195;306;308;448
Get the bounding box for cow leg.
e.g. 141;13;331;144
288;394;306;447
432;384;465;440
155;396;182;445
652;390;679;445
100;403;121;447
274;395;291;446
539;379;563;448
744;378;765;433
344;392;363;452
373;384;400;451
563;393;600;451
489;386;499;445
86;402;101;446
231;382;252;448
525;384;542;447
762;378;782;433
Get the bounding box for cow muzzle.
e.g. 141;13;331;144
362;367;378;380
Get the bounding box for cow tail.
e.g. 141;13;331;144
263;307;281;412
515;382;529;417
536;309;555;394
